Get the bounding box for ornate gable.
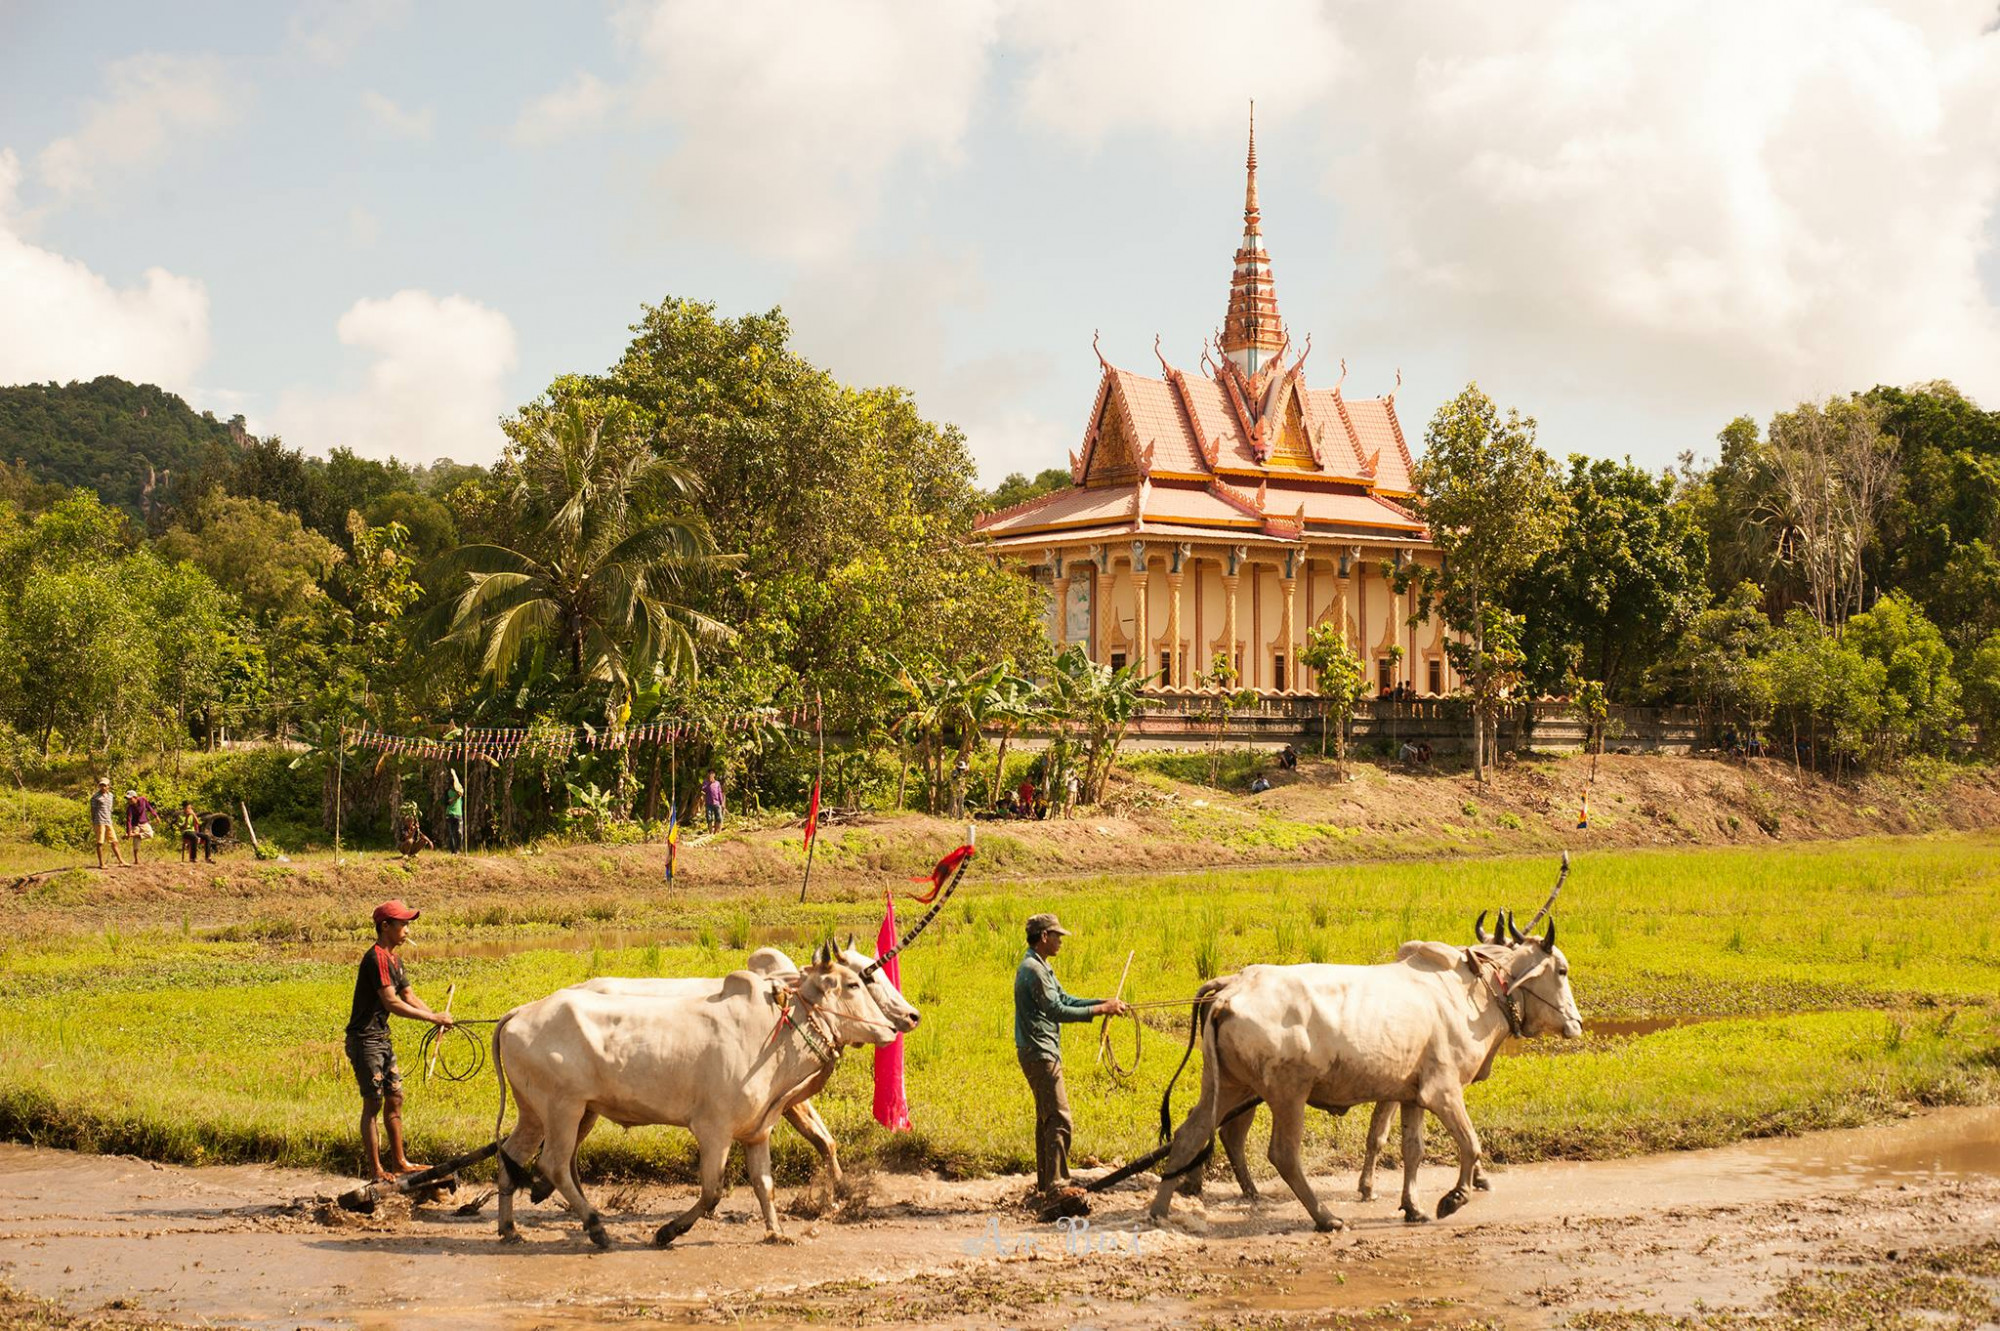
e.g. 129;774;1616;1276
1266;381;1317;470
1085;379;1141;483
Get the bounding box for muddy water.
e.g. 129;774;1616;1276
0;1109;1994;1330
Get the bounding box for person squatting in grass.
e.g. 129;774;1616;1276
346;900;455;1182
1013;912;1127;1197
89;777;128;869
175;800;212;863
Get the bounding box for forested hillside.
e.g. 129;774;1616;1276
0;377;243;521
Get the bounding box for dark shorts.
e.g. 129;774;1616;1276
344;1031;402;1101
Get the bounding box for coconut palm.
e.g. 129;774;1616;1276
430;395;737;700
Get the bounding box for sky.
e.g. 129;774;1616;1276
2;1;1999;484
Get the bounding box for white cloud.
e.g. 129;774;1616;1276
1328;1;2000;420
359;90;434;142
288;0;411;65
37;52;234;198
1006;0;1346;143
0;150;212;391
271;291;518;463
511;72;616;147
784;246;1064;478
612;0;1002;260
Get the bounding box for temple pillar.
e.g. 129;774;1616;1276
1223;544;1247;687
1089;544;1113;664
1047;550;1068;650
1130;541;1151;683
1165;542;1189;688
1281;548;1299;696
1221;575;1241;688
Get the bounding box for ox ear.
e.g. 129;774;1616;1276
1541;917;1556;952
1473;910;1491;944
1506;911;1524;945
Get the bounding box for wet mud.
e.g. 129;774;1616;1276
0;1107;1995;1329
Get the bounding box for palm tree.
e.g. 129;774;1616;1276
431;396;737;700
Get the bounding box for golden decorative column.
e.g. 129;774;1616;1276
1130;541;1151;682
1090;544;1113;664
1223;544;1247;685
1164;541;1191;687
1280;549;1299;695
1047;551;1069;650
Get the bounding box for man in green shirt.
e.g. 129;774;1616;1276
442;772;464;853
1013;913;1126;1195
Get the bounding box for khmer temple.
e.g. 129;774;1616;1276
974;111;1452;698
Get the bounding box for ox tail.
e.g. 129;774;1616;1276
490;1011;516;1149
1156;997;1242;1184
1157;976;1231;1145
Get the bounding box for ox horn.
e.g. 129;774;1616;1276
1506;911;1524;944
1541;917;1556;952
1473;910;1492;944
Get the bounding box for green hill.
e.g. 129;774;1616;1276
0;377;243;518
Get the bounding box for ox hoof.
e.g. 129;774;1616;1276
655;1221;692;1248
1436;1188;1470;1219
1357;1184;1374;1202
584;1219;613;1250
1400;1205;1430;1225
529;1174;557;1204
1313;1215;1345;1233
762;1232;796;1246
498;1226;524;1245
1473;1174;1492;1192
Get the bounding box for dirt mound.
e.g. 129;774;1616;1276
11;754;1998;935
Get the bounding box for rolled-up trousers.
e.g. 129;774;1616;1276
1016;1049;1072;1192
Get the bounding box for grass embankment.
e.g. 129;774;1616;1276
1;834;1996;1184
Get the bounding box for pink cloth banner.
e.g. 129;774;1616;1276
872;891;911;1131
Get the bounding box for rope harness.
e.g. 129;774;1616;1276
418;1017;502;1083
766;982;909;1069
1468;950;1569;1038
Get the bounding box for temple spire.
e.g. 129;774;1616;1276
1220;100;1285;379
1245;100;1260;222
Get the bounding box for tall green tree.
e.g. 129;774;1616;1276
1515;456;1707;698
432;385;735;706
1869;382;2000;652
1405;384;1568;780
1298;620;1367;773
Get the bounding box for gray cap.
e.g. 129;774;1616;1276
1025;913;1071;942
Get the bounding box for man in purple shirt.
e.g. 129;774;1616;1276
702;770;724;832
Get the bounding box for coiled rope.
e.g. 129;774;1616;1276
418;1018;500;1083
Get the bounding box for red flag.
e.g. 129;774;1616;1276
803;780;821;850
872;890;910;1131
908;844;975;904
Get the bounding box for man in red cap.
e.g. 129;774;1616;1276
346;900;454;1182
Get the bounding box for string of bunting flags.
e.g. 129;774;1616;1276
341;705;815;761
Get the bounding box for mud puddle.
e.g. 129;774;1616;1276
0;1108;1995;1330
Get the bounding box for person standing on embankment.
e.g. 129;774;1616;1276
89;777;128;869
124;788;157;864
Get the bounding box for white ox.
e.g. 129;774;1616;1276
571;944;919;1188
1149;919;1580;1229
490;947;899;1248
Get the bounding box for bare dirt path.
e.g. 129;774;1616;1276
0;1108;1995;1330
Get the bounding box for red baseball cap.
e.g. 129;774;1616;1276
372;900;420;926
